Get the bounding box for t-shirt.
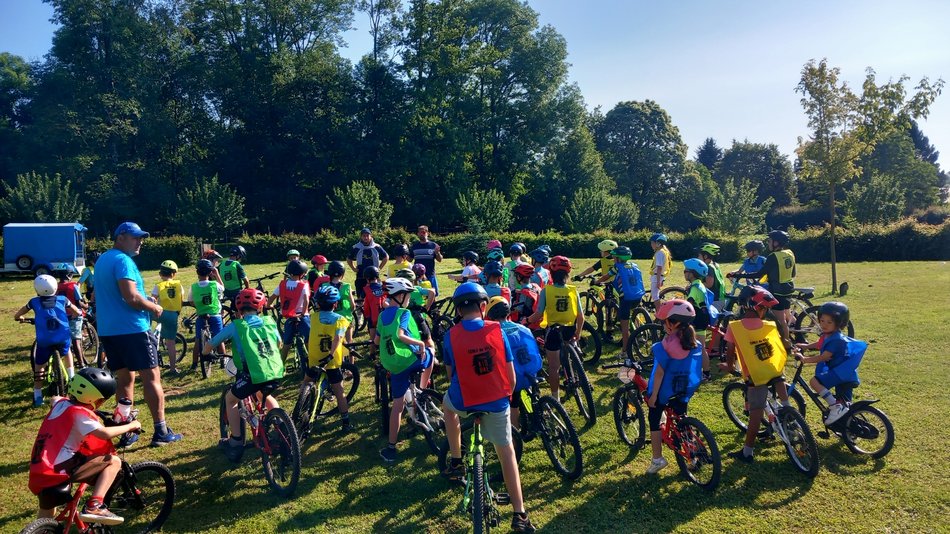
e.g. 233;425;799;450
187;281;226;305
653;250;667;275
818;331;848;368
349;242;388;279
739;256;766;276
442;318;513;412
410;241;439;278
387;259;412;279
461;265;481;281
93;249;150;336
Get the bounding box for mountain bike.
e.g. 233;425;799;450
516;375;583;480
281;316;309;378
290;359;361;445
151;323;187;371
197;322;230;380
539;326;596;427
576;275;619;343
247;272;285;334
20;410;175;533
603;360;721;490
21;318;69;398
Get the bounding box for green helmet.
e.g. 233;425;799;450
396;268;417;282
697;242;720;256
610;246;633;261
68;367;117;405
286;249;300;258
597;239;619;252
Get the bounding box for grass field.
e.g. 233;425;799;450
0;257;947;533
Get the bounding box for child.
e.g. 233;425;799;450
202;249;225;287
78;251;98;301
15;275;82;406
645;299;704;474
449;251;481;282
219;246;249;302
396;268;436;349
152;260;183;375
696;242;725;305
795;302;865;425
387;244;413;279
412;263;434;293
527;248;550;287
595;246;645;357
649;234;672;303
718;286;790;463
510;264;541;325
56;265;88;374
206;289;285;462
683;258;717;380
267;259;311;365
28;368;141;525
306;285;354;432
307;254;330;291
506;243;527;290
730;241;766;283
323;261;357;352
185;259;225;369
574;239;616;281
730;230;795;334
286;249;301;262
527;256;584;398
483;261;512;303
362;267;386;343
484;248;509;287
486;297;543;428
441;282;535;533
375;277;434;463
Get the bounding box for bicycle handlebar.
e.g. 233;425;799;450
249;272;282;284
18;318;36;324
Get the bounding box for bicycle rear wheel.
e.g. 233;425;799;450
294;336;308;380
317;362;361;417
200;352;213;379
537;395;583;480
291;383;317;443
842;405;894;459
792;305;855;344
352;306;366;332
612;383;646;453
105;461;176;533
418;389;446;456
471;452;488;534
565;347;596;426
600;300;619;343
261;408;301;497
631;306;652;330
778;407;820;477
657;286;687;303
218;387;246;442
722;382;807;436
81;321;99;364
375;366;391;437
673;417;721;491
49;349;67;397
18;518;61;533
577;323;602;365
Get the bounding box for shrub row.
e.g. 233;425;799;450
86;235;198;269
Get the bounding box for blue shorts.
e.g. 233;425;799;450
68;317;83;340
815;369;857;403
281;316;311;345
33;343;70;366
390;348;433;398
196;314;223;350
158;311;179;340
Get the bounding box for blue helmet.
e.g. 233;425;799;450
683;258;708;278
528;248;549;263
316;285;341;305
196;259;215;276
509;243;525;254
483;261;504;278
453;282;488;306
650;233;668;243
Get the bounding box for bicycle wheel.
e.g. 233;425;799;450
81;321;99;363
352;306;366;332
600;300;619;342
376;367;391;437
218;387;246;441
625;323;664;365
577;323;602;365
291;383;317;443
438;419;524;474
174;334;187;366
778;407;820;477
842;405;894;459
612;383;646;453
631;306;652;330
672;417;721;491
317;361;360;417
472;451;488;534
657;286;687;302
582;292;601;331
294;336;308;380
18;518;61;533
792;305;855;344
566;347;596;426
260;408;302;497
105;461;176;533
49;349;67;397
537;395;583;480
200;352;213;380
722;382;807;436
418;389;446;456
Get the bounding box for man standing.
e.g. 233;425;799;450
95;222;182;447
348;228;388;297
410;225;443;294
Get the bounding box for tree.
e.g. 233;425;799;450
0;172;88;224
795;59;943;292
695;137;722;171
0;53;32;180
862;129;941;213
843;173;905;225
562;187;638;233
696;178;773;235
456;187;513;233
716;140;796;208
171;175;247;238
327;180;393;233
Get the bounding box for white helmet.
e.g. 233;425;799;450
34;274;58;296
384;277;414;296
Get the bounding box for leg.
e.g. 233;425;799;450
139;367;166;424
115;368;135;405
225;390;242;440
620;319;630;355
387;396;405;445
331;382;349;415
444;401;462;460
496;442;526;512
164;338;178;372
89;455;122;500
545;350;560;397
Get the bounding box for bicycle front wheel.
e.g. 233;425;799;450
673;417;721;491
567;347;596;426
612;383;646;453
625;323;664;366
18;518;61;533
291;383;317;444
105;461;176;533
792;305;855;344
352;306;366;332
471;452;487;534
261;408;302;497
657;286;687;303
842;405;894;459
81;321;99;364
779;407;820;477
537;395;583;480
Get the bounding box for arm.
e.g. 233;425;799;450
377;247;389;270
397;327;427;350
434;243;443;262
66;301;82;317
424;289;435;309
573;294;585;339
90;420;142;440
13;304;30;321
238;264;249;289
329;332;343;359
206;325;234;354
118;279;163;316
527;289;546;324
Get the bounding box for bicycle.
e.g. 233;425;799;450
151;323;187;371
246;272;286;334
603;360;722;490
20;318;70;398
20;410;176;533
399;367;446;456
538;326;596;427
621;321;665;369
281;315;310;378
516;374;583;480
290;358;361;445
576;275;619;342
197;321;230;380
217;371;302;497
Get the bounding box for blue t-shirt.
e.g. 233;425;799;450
443;318;514;412
378;306;421;354
93;249;150;336
740;257;766;276
210;313;265;360
816;330;865;383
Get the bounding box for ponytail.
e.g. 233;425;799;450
669;318;698;350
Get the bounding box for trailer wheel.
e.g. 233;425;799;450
34;265;51;276
16;255;34;270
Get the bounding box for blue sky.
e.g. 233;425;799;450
2;0;948;165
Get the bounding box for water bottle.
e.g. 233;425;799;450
114;397;132;423
404;389;415;420
765;403;776;424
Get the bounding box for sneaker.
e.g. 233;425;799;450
646;457;668;474
824;403;849;425
117;432;139;449
380;445;398;463
151;427;183;447
223;441;244;463
33;397;44;408
340;421;354;434
79;501;124;526
442;462;465;483
512;512;537;533
728;450;754;464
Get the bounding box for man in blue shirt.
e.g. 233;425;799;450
409;225;443;294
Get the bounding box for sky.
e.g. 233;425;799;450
2;0;948;165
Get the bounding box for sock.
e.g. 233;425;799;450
819;388;834;404
742;446;754;457
450;457;463;469
154;421;168;435
85;496;103;509
387;442;396;449
229;436;243;446
67;367;75;378
33;388;43;401
781;399;791;408
341;413;350;425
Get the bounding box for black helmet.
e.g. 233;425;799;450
196;259;214;276
818;301;849;329
362;265;380;279
230;245;247;259
286;259;307;277
326;260;346;277
68;366;117;405
463;251;479;264
767;230;790;246
483;261;504;278
744;240;765;252
393;244;410;257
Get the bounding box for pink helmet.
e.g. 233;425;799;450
656;299;695;324
486;239;502;251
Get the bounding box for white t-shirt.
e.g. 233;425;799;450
462;265;482;280
47;399;102;467
653;250;667;276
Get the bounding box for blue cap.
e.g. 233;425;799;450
113;222;149;238
361;227;372;234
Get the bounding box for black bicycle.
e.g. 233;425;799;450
290;359;360;444
516;375;583;480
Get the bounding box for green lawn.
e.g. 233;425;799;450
0;258;947;533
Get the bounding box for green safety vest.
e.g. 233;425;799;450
191;282;221;315
321;281;353;318
219;260;243;291
710;262;725;301
234;317;284;383
378;307;419;374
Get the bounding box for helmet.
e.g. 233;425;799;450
286;249;300;258
286;259;307;277
610;246;633;261
453;281;488;307
385;277;414;296
327;261;346;277
160;260;179;272
487;248;505;262
396;268;417;282
683;258;708;277
362;265;380;279
655;299;696;324
528;248;549;263
203;249;222;260
231;245;247;259
739;285;779;310
235;288;266;311
311;254;328;266
538;245;552;254
486;239;502;251
819;301;850;328
34;275;58;296
744;240;765;253
486;296;510;321
650;233;668;244
196;259;215;276
696;242;720;256
767;230;790;246
463;251;479;264
513;242;526;253
68;367;116;405
509;243;525;255
514;263;535;279
316;285;341;306
548;255;573;273
483;261;504;278
411;263;427;277
597;239;619;252
393;244;410;257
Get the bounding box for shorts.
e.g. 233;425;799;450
443;394;512;447
390;349;434;398
196;314;224;350
102;331;158;372
746;384;769;411
814;370;856;402
281;315;311;345
223;289;240;303
650;275;664;299
158;311;179;340
772;295;791;311
68;317;83;340
231;373;280;400
365;307;381;330
306;365;343;385
33;343;70;366
38;455;116;509
617;298;639;321
543;325;573;352
648;398;687;432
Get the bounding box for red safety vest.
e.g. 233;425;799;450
363;284;385;324
278;280;307;318
29;399;112;494
448;321;512;407
310;275;331;294
57;281;83;317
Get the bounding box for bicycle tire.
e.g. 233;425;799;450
437;419;524;474
103;461;176;533
218;387;246;442
567;346;596;426
657;286;687;302
291;383;317;443
612;383;646;453
577;323;602;365
81;321;99;363
294;335;308;380
631;306;652;330
672;417;721;491
600;300;620;342
582;292;602;333
537;395;583;480
49;349;67;398
17;518;61;533
419;389;446;456
778;407;820;477
472;452;487;534
261;408;302;497
200;352;213;380
792;305;855;344
624;323;664;365
352;306;366;333
722;382;807;436
842;405;894;459
376;366;391;437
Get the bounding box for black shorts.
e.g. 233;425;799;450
544;325;573;352
230;374;280;400
773;295;791;311
305;366;343;385
648;399;688;432
355;278;368;299
102;332;157;372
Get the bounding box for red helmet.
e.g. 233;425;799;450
514;263;535;279
548;255;573;273
739;285;779;311
656;299;695;324
203;249;222;260
486;239;502;251
235;288;266;312
311;254;328;266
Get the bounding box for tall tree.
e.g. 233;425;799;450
716;140;796;208
0;53;32;181
694;137;722;171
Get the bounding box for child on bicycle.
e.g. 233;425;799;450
527;256;584;398
795;302;865;425
449;251;482;282
506;243;527;290
375;277;434;463
731;241;767;282
267;259;311;365
206;288;285;462
683;258;717;381
78;251;98;301
219;246;249;303
527;248;551;287
649;234;672;303
56;265;88;375
645;299;704;474
151;260;183;375
306;285;354;432
307;254;330;291
15;275;82;406
412;263;434;293
441;282;536;533
696;243;726;305
29;367;142;525
730;230;796;335
510;264;541;326
596;246;645;358
395;268;436;349
487;297;543;429
718;286;790;463
387;244;413;279
574;239;616;283
362;266;386;343
483;261;512;303
286;249;301;262
322;261;357;352
186;259;225;370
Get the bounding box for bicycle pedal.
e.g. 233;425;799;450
494;493;510;505
817;430;830;439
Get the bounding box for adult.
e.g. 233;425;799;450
409;225;443;294
94;222;182;447
347;227;388;298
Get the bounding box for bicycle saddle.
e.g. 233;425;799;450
38;483;73;508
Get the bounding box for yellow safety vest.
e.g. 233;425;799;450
599;257;612;278
307;313;350;370
542;285;579;327
773;249;795;284
651;246;672;277
731;319;787;386
156;279;183;312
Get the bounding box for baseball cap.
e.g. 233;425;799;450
361;227;372;235
114;222;149;238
